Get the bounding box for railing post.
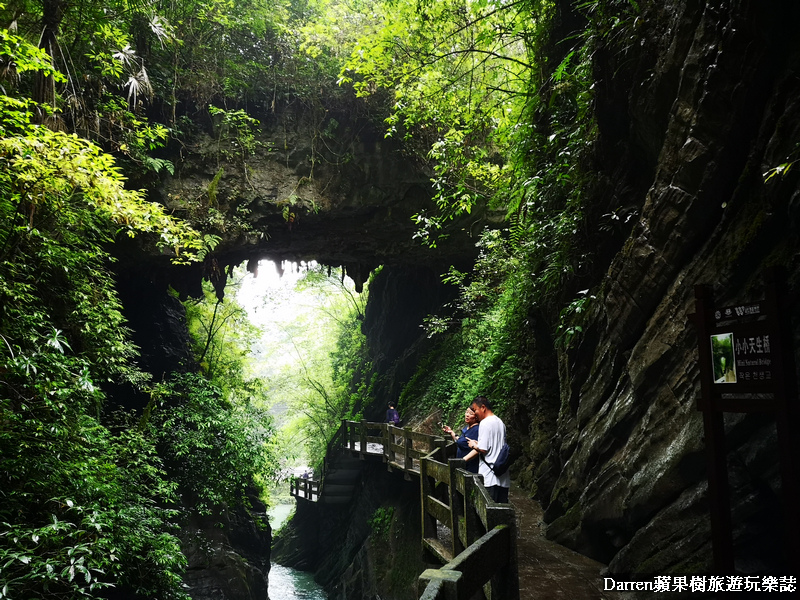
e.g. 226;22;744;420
464;475;481;547
404;426;413;472
484;506;518;600
348;421;356;452
382;422;389;464
360;419;367;459
448;459;466;557
419;457;437;546
433;437;446;462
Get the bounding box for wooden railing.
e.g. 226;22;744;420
289;477;319;501
418;524;512;600
340;419;446;474
418;454;517;599
288;421;346;503
288;420;518;599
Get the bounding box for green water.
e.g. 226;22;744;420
268;562;327;600
268;503;294;532
267;502;326;599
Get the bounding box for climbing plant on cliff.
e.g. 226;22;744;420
395;0;642;418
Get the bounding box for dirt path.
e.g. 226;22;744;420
510;485;620;599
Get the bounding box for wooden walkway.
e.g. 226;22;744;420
289;420;614;600
510;486;620;599
290;420;519;599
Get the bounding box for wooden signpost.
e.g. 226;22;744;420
693;268;799;576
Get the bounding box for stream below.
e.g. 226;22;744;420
268;562;327;600
268;502;327;599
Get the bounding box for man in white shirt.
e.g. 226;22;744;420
464;395;511;503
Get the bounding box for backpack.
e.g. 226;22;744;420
483;441;512;476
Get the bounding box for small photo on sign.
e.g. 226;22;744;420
710;332;737;384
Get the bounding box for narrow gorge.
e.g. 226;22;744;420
2;0;799;598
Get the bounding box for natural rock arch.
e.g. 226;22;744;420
112;104;485;409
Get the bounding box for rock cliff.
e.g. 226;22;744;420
137;103;485;301
531;0;800;575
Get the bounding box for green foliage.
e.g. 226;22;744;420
404;237;529;416
0;38;208;265
208;105;263;165
178;274;281;507
0;97;192;590
184;278;262;385
763;142;800;183
0;0;359;187
0;415;188;599
398;1;644;416
554;290;596;349
368;506;394;542
0;28;65;81
255;264;372;470
0;33;251;599
148;373;276;515
340;0;555;246
94;98;175;175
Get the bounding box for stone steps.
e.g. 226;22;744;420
318;451;364;505
324;472;361;485
332;456;363;468
319;495;352;505
422;537;453;564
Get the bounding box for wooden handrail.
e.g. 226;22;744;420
287;420;518;599
418;438;517;598
418;525;512;600
289;476;320;502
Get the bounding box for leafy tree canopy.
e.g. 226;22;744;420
338;0;554;242
0;29;266;599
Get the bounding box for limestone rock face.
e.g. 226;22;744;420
361;265;462;410
538;0;800;574
272;462;425;600
149;105;484;301
181;497;272;600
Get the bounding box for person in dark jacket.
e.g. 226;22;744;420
386;403;400;425
442;407;480;473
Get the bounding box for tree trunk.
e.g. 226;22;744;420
33;0;65;113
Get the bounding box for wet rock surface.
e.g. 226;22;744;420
537;0;800;575
181;497;272;600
